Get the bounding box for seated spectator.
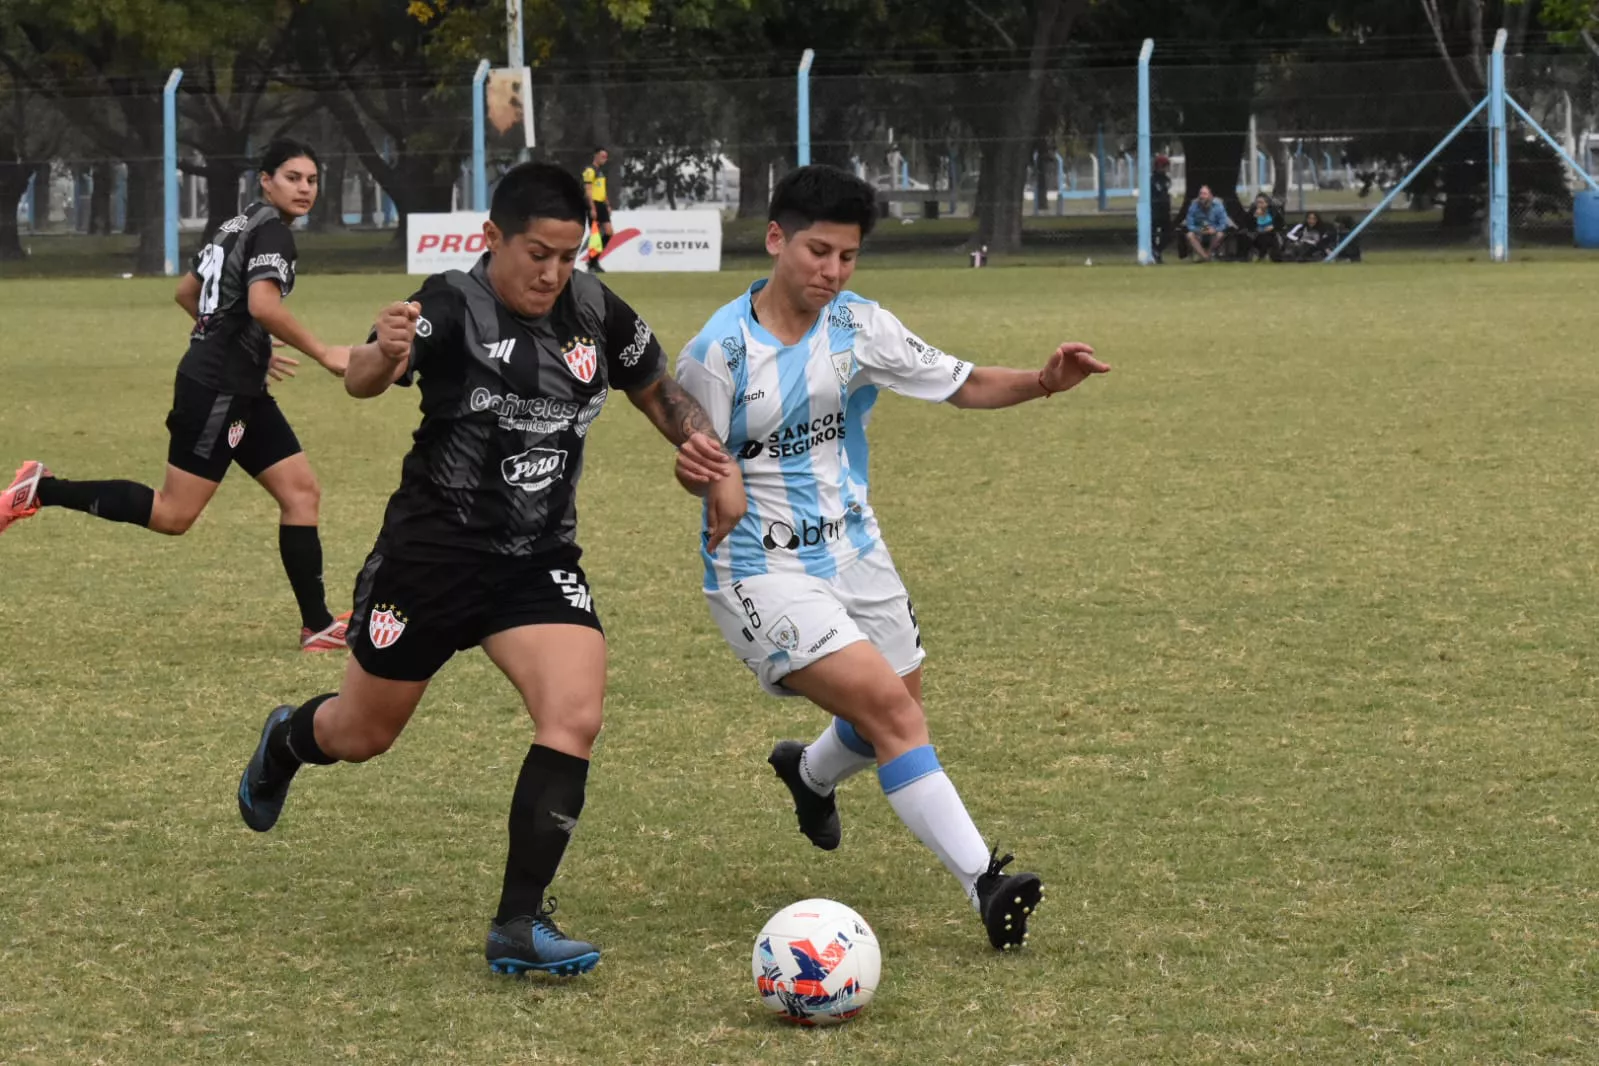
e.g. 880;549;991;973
1284;210;1336;261
1246;194;1283;261
1183;185;1234;262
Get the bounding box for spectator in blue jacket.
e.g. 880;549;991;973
1184;185;1234;261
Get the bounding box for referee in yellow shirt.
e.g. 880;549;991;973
581;147;612;272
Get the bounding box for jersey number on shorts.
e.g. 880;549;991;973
196;244;226;316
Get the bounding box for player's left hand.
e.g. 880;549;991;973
705;472;747;553
1040;342;1109;395
268;352;300;382
676;431;734;485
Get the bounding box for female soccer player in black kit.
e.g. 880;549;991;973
234;162;741;976
1;140;355;652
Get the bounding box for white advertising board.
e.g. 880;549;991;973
407;208;721;275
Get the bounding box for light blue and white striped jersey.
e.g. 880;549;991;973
676;281;973;591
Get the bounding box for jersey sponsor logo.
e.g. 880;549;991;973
732;580;761;629
906;335;948;366
722;333;747;373
735;389;765;409
736;440;763;460
415;316;432;338
618;319;653;367
950;359;968;381
828;305;860;332
770;615;800;652
218;213;249;235
368;603;408;649
573;388;609;438
470;388;580;433
830;350;853;388
247;252;291;276
226;421;246;449
502;447;568;493
550;568;594;612
760;412;845;458
805;627;839;655
486;338;516;364
763;513;848;552
561;336;598;384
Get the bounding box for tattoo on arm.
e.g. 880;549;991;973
633;376;723;448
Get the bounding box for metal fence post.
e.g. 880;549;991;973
797;49;815;166
1489;28;1509;262
472;59;490;210
1137;38;1153;264
163;67;184;276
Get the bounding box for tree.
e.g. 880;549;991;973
0;55;61;260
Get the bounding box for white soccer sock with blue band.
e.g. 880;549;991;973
798;717;877;795
877;745;990;907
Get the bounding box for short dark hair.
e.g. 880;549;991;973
490;162;590;237
769;164;877;239
593;146;607;156
259;139;319;177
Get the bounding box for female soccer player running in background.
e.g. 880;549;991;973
674;164;1110;951
1;139;354;652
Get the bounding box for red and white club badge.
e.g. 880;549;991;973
227;421;246;449
561;337;598;384
367;604;407;649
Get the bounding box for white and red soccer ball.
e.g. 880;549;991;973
752;899;880;1026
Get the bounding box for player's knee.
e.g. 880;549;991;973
533;697;603;753
149;504;199;535
853;687;927;751
279;474;320;521
339;720;401;763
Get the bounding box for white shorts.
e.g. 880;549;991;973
706;548;925;697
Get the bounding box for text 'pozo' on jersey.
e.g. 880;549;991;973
177;202;298;396
374;259;665;561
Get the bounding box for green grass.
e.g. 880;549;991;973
3;259;1599;1064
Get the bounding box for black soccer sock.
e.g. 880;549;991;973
496;744;590;923
35;477;155;528
598;229;611;252
268;693;339;768
278;525;334;632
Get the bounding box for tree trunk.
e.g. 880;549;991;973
735;145;773;219
202;160;245;241
89;161;113;235
310;153;346;231
0;167;30;259
976;136;1027;252
31;161;50;229
1175;63;1256;223
127;158;166;275
1270;137;1291;202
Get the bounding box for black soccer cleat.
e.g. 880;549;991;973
767;740;842;851
975;848;1044;952
237;705;299;833
486;899;601;977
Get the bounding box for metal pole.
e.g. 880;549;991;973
1489;28;1509;262
507;0;524;67
1324;95;1489;262
1137;38;1153;264
472;59;490;210
1247;113;1258;194
797;49;815;166
949;152;958;216
1056;151;1065;217
1095;126;1108;212
163;67;183;276
1506;94;1599;192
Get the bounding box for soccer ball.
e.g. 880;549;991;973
752;899;881;1026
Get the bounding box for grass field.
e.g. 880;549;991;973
2;259;1599;1065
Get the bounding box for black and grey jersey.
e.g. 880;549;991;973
373;257;666;560
176;201;298;396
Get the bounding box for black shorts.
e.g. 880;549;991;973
165;373;302;482
347;547;604;682
593;200;612;228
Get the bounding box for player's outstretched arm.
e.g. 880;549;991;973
948;342;1109;410
345;301;418;399
247;279;350;378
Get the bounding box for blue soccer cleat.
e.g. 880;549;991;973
485;899;601;977
238;705;298;833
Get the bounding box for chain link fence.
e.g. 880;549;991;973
3;51;1596;274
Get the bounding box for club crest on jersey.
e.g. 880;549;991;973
367;603;408;649
561;336;598;384
830;349;854;388
227;421;246;449
770;615;801;652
